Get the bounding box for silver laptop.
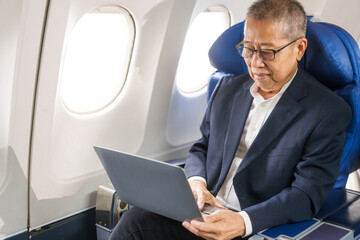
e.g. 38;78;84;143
94;146;204;222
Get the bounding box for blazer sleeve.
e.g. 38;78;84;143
244;102;352;233
184;78;224;179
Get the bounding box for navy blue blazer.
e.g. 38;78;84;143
184;67;352;233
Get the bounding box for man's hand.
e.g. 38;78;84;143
182;210;246;240
189;180;224;210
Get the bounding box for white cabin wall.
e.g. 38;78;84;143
299;0;360;40
136;0;198;159
0;0;25;237
298;0;327;18
317;0;360;40
0;0;49;238
0;0;21;188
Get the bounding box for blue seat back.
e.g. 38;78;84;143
208;20;360;189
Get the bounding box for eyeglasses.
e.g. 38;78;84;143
236;37;302;61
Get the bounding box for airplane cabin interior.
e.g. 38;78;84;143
1;0;360;239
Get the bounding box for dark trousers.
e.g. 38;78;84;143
109;207;203;240
109;207;249;240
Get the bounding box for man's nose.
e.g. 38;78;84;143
251;52;265;67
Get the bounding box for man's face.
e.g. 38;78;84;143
243;18;304;96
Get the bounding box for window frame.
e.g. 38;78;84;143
59;5;136;114
175;5;231;95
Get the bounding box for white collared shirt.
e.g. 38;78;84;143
189;69;297;237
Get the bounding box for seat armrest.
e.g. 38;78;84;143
325;190;360;238
316;188;360;220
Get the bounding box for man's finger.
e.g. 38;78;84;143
182;221;200;236
185;220;219;240
211;197;226;209
190;219;218;233
197;194;206;210
203;212;222;223
192;191;198;201
195;230;218;240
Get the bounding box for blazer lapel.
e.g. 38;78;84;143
236;69;308;174
217;80;253;188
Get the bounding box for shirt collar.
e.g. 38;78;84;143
250;68;298;103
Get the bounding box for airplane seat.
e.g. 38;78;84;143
208;19;360;190
300;20;360;189
208;19;360;238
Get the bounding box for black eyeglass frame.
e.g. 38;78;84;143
235;37;303;61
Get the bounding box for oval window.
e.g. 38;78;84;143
60;6;135;113
175;6;230;94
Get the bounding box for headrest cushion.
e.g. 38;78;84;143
301;21;353;90
208;21;248;75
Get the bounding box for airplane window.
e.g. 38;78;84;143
60;6;134;113
175;6;230;94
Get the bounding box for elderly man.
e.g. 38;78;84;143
110;0;351;239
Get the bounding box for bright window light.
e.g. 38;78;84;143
176;6;230;94
61;7;134;113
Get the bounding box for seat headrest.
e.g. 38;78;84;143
300;21;354;90
208;21;248;75
208;20;359;90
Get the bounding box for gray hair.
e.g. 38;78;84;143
246;0;307;40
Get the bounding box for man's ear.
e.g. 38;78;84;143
296;38;308;61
